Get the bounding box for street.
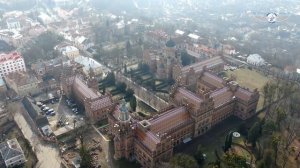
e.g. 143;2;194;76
14;106;62;168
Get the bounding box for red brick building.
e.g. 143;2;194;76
108;69;259;168
63;76;114;122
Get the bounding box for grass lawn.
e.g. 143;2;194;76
226;68;272;111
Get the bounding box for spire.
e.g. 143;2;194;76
119;99;130;121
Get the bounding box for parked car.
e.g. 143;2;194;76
48;109;54;113
50;112;56;116
70;104;77;108
42;107;50;111
36;102;43;107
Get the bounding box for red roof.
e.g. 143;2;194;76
136;107;191;151
234;87;253;101
182;56;224;75
176;87;203;104
149;107;190;134
73;77;100;99
210;87;234;108
0;52;22;64
201;72;225;89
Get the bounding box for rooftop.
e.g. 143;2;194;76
0;138;24;162
0;52;23;64
149;107;190;134
73;77;100;99
182;56;224;75
188;33;200;40
74;56;103;73
210;87;234;108
5;71;39;87
176;87;203;104
175;30;185;35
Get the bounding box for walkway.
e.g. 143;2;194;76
14;104;61;168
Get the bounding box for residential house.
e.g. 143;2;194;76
5;71;41;96
0;138;26;168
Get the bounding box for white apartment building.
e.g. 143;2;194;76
0;52;26;77
6;18;21;30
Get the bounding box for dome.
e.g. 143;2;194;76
165;39;176;48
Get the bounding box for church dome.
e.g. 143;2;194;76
165;39;176;48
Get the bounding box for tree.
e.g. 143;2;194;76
21;31;63;65
275;107;287;129
170;154;199;168
238;123;248;136
105;73;115;85
262;120;276;134
116;82;127;92
126;40;131;57
194;145;205;165
79;136;93;168
125;89;134;101
130;97;137;111
181;51;192;66
223;153;249;168
248;121;261;147
208;159;221;168
224;132;233;152
258;149;274;168
79;145;92;168
271;134;280;165
262;82;277;118
138;63;150;73
124;64;127;74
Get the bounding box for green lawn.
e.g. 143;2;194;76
226;68;272;111
226;68;270;92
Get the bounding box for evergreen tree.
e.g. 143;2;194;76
248;122;261;147
194;145;205;165
130;97;137;111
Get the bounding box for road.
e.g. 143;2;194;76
14;108;62;168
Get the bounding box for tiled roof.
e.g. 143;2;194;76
234;87;253;101
149;107;190;134
0;138;24;162
176;87;203;104
73;77;99;99
136;128;160;151
182;56;224;74
201;72;224;89
210;87;234;108
136;107;191;152
90;95;113;111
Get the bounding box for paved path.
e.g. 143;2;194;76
14;111;61;168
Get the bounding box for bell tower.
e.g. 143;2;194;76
113;99;135;160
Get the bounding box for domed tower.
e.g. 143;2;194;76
112;99;135;160
165;38;176;58
164;39;179;79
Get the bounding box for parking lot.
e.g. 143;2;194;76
34;94;86;137
49;96;86;137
